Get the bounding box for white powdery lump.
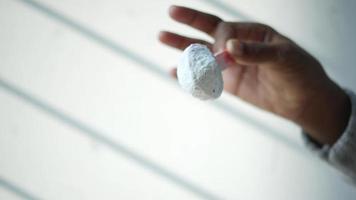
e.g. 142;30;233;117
177;44;224;100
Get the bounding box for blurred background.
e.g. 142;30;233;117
1;0;356;199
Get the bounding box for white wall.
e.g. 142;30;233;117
0;0;355;199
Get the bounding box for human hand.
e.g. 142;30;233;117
159;5;351;145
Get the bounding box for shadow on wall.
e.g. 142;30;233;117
16;0;303;153
0;176;41;200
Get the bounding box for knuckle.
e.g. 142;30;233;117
216;21;228;30
244;43;260;56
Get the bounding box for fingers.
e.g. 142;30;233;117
212;22;277;52
213;22;235;52
169;68;177;79
169;5;222;37
159;31;212;50
226;39;282;64
233;23;276;42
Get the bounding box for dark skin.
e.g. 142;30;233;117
159;5;351;145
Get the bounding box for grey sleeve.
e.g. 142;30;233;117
303;90;356;182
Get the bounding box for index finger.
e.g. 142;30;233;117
169;5;222;37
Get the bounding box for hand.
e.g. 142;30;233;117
159;5;351;145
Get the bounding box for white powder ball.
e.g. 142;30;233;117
177;44;224;100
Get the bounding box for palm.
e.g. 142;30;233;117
223;59;282;115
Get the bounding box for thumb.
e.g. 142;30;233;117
226;39;281;64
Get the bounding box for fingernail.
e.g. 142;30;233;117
227;40;243;56
158;31;166;38
169;5;177;16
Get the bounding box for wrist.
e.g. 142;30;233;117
296;80;351;145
